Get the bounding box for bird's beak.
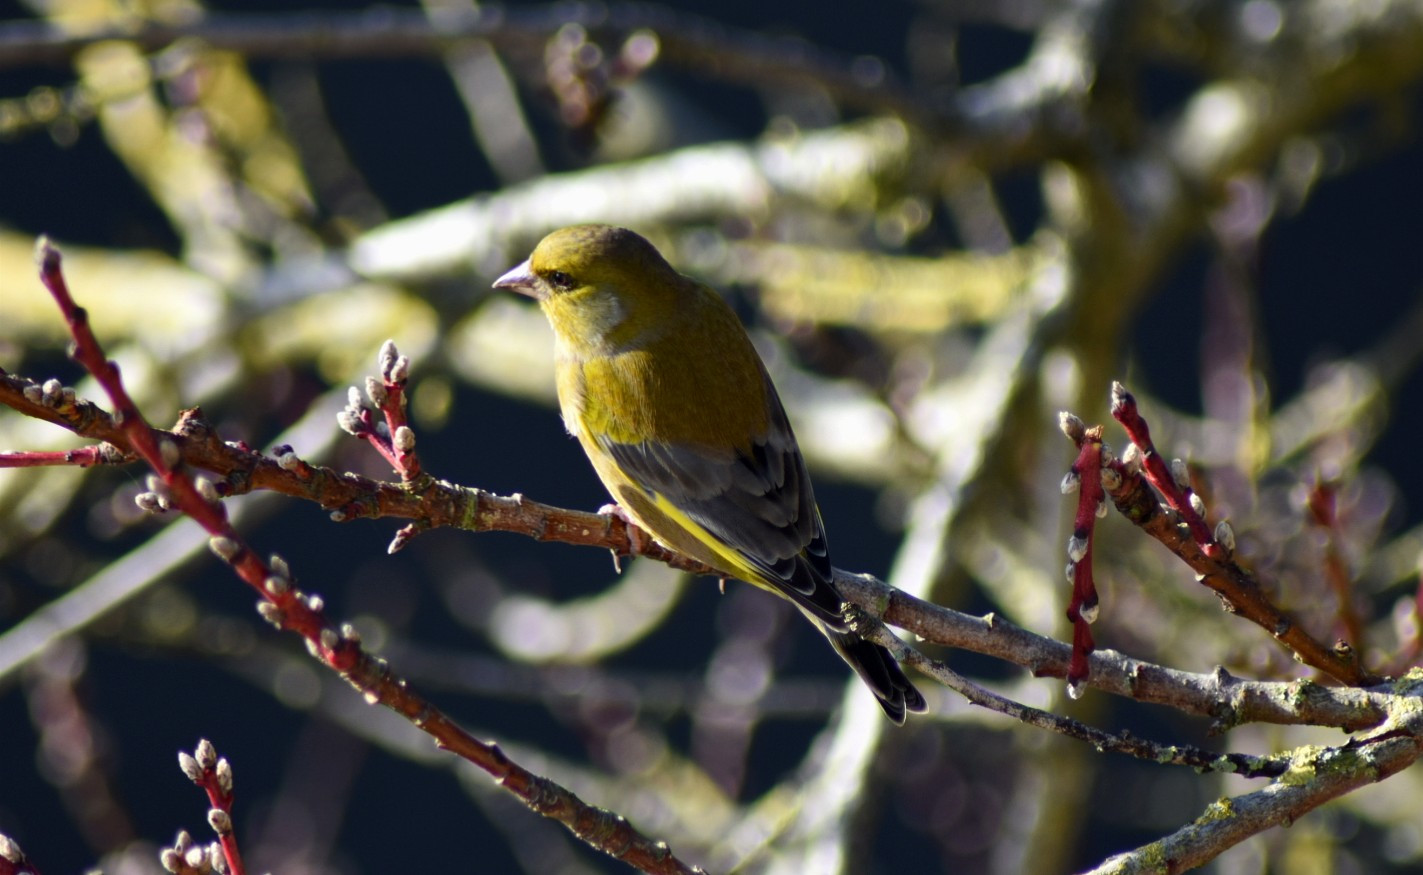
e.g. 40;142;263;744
493;259;539;298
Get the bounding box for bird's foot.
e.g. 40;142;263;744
597;503;646;572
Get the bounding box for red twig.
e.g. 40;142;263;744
0;834;40;875
1063;385;1377;686
338;340;421;482
34;238;361;668
1400;569;1423;671
36;237;339;650
338;341;432;553
0;445;125;468
1305;477;1364;656
173;739;245;875
1405;569;1423;663
1059;414;1105;695
1381;556;1423;674
1110;382;1223;559
35;239;227;534
30;239;705;875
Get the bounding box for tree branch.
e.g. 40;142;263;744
17;240;707;875
2;355;1406;737
1084;723;1423;873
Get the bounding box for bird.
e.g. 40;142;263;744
493;224;926;723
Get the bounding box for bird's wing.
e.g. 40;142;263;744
598;391;847;630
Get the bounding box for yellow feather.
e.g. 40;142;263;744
493;224;927;722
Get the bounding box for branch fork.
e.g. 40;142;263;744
1058;382;1379;688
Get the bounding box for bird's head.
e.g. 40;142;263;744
494;225;683;355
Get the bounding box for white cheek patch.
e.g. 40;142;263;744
548;288;631;360
585;291;627;337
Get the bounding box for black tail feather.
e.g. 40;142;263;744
825;629;927;724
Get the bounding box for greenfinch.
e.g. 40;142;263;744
494;225;926;723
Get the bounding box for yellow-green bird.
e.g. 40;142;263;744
494;225;926;723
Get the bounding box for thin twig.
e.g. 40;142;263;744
863;623;1286;779
29;240;706;875
0;833;40;875
831;571;1397;734
1306;477;1366;655
1060;418;1106;694
1083;729;1423;874
1105;382;1378;686
0;6;933;122
0;444;127;468
0;360;1401;732
174;740;246;875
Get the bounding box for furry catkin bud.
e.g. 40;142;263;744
1122;442;1143;474
393;425;416;453
365;375;388;407
178;751;202;782
208;808;232;835
208;537;241;563
1058;412;1086;443
1215;520;1236;555
1171;458;1191;490
195;738;217;770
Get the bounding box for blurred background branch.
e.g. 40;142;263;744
1;0;1421;872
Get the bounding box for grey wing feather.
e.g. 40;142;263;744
600;395;846;629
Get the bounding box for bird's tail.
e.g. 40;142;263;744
824;627;927;724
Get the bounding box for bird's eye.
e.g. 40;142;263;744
546;270;575;291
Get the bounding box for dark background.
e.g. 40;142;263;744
1;1;1421;873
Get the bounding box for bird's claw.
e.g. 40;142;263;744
598;503;646;571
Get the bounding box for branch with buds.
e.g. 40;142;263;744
0;834;39;875
1056;382;1379;688
2;240;706;875
164;739;242;875
3;242;1418;875
1058;415;1107;697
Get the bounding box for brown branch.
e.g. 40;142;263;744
861;621;1286;779
0;362;1402;733
0;372;659;555
22;240;706;875
0;6;933;123
1097;382;1379;687
1110;383;1219;557
832;571;1398;734
1102;442;1379;687
1083;727;1423;874
0;269;1402;741
0;3;1114;173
